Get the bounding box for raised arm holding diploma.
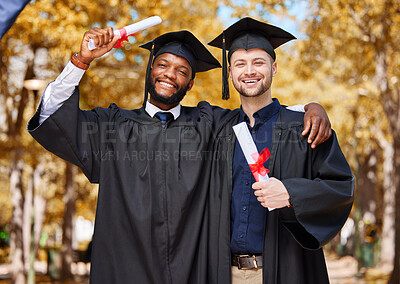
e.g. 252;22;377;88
71;16;162;70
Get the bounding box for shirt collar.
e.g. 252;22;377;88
145;100;181;120
239;98;281;125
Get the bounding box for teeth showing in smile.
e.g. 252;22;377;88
244;80;258;84
159;81;174;88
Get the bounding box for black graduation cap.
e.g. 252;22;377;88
208;17;296;100
139;30;221;105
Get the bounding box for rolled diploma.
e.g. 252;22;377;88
88;16;162;50
233;122;274;210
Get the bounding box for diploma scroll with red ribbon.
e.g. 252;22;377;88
233;122;274;210
88;16;162;50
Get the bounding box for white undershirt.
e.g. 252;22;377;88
145;100;181;120
39;62;85;124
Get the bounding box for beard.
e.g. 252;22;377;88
232;73;273;98
147;77;190;105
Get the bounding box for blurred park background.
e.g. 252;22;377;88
0;0;399;283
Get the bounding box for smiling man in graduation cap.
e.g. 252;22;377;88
208;17;355;284
27;28;237;283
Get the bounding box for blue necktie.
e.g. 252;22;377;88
155;112;173;124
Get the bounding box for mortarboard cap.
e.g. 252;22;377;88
208;17;296;99
139;30;221;105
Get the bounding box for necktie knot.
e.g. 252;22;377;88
155;112;173;124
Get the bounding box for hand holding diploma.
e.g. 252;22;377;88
252;178;290;209
78;27;120;64
88;16;162;50
76;16;162;65
232;122;290;210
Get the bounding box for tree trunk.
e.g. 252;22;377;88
23;170;35;284
22;171;33;272
33;162;46;257
10;151;27;284
373;28;400;281
373;44;398;271
6;45;36;284
373;146;385;246
379;139;395;266
389;134;400;283
61;162;77;280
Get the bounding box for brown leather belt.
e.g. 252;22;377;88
232;254;263;270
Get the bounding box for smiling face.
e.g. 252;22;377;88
229;48;277;99
148;53;194;109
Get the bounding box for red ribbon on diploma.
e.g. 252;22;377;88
249;148;271;182
114;27;141;48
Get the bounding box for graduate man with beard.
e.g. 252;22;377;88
208;17;355;284
27;27;331;283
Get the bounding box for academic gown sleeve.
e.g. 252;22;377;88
27;87;109;183
273;114;354;249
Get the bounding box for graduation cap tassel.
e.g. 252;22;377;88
222;32;230;100
143;41;155;107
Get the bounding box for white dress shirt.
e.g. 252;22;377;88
145;100;181;120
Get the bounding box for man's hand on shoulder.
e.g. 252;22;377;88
302;103;332;149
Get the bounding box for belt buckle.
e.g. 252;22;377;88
236;255;257;270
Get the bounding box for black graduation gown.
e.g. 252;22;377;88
27;88;236;284
209;107;354;284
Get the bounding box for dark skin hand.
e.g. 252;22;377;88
76;27;120;64
303;103;332;148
